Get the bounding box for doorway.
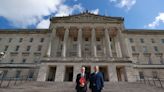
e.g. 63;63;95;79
116;66;127;81
64;66;73;81
99;66;109;81
47;67;56;81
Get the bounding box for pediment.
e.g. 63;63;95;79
51;12;124;23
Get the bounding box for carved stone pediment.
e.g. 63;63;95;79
51;12;124;23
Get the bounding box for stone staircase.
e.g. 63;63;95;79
0;82;163;92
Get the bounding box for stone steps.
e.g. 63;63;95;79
0;82;163;92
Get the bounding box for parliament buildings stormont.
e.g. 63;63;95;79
0;12;164;82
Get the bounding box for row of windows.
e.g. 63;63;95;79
139;71;158;79
0;38;45;43
0;58;39;64
1;70;34;79
4;45;42;52
131;46;161;52
129;38;164;44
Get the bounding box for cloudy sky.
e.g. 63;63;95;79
0;0;164;29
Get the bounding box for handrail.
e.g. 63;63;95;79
0;74;37;88
134;75;164;88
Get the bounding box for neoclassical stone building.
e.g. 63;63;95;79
0;12;164;82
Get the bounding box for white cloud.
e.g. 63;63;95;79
90;9;99;14
110;0;136;10
0;0;84;28
37;19;50;29
55;4;84;17
147;13;164;28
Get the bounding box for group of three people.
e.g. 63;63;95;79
75;66;104;92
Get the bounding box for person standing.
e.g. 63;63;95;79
89;66;104;92
75;67;89;92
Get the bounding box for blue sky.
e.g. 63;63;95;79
0;0;164;29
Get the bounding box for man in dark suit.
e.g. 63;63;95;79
89;66;104;92
75;67;89;92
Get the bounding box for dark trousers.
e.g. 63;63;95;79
76;87;87;92
91;89;101;92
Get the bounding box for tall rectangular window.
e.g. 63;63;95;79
40;38;44;42
151;38;155;43
161;39;164;44
143;46;147;53
129;38;134;43
154;46;158;52
9;38;12;43
22;59;26;63
15;70;21;78
30;38;33;42
152;71;158;79
148;56;152;64
139;71;144;79
19;38;23;42
131;46;136;52
140;38;144;43
27;46;31;51
160;56;163;64
38;45;42;51
15;45;20;51
10;59;14;64
4;45;9;51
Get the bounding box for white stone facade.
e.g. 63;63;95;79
0;13;164;82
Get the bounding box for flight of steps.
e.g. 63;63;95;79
0;81;163;92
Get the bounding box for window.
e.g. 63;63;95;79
10;59;14;64
131;46;136;52
139;71;144;79
161;39;164;44
30;38;33;42
152;71;158;79
143;46;147;52
97;45;101;50
151;39;155;43
154;46;158;52
40;38;44;42
0;38;2;41
15;70;21;78
96;38;100;41
27;46;31;51
22;59;26;63
160;56;163;64
73;44;77;49
38;45;42;51
4;45;8;51
85;38;89;41
9;38;12;43
2;70;8;78
73;37;77;41
140;38;144;43
15;45;20;51
28;70;34;79
19;38;23;42
148;56;152;64
129;38;134;43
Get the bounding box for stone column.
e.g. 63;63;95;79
109;65;118;82
117;28;130;58
125;66;136;82
62;28;69;57
37;64;48;81
46;28;57;57
77;28;82;57
73;65;81;82
91;28;97;57
114;36;122;58
55;65;65;82
105;28;113;57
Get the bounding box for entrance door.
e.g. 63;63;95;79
47;67;56;81
64;66;73;81
116;66;127;81
99;66;109;81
